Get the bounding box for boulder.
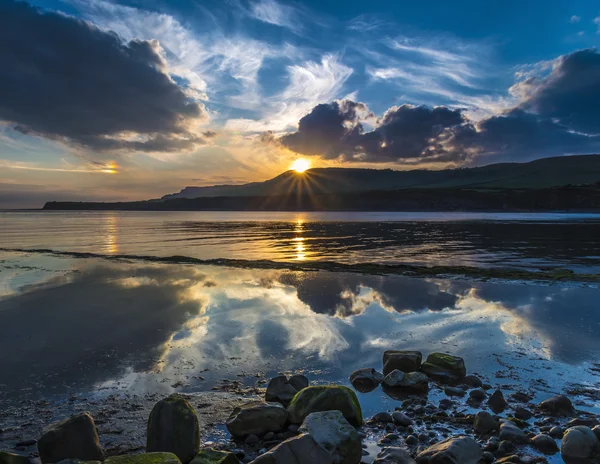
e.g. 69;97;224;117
37;412;104;464
265;375;308;406
420;353;466;383
374;447;417;464
287;386;363;426
288;375;309;391
416;436;481;464
473;411;498;435
391;411;413;427
487;390;508;414
190;449;239;464
463;375;483;388
299;410;362;464
249;434;332;464
0;452;31;464
513;407;532;420
226;401;288;438
382;370;405;388
539;395;574;416
383;351;422;375
561;426;599;462
105;454;181;464
499;421;529;444
531;434;559;454
397;372;429;393
349;368;383;393
147;395;200;464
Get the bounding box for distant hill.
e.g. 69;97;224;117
162;154;600;200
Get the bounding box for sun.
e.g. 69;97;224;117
290;158;310;173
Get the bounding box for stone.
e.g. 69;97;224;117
549;426;564;438
299;410;362;464
397;372;429;393
487;390;508;414
481;451;494;463
0;452;31;464
499;421;529;444
463;375;483;388
147;395;200;464
382;370;405;388
104;453;181;464
539;395;574;416
415;436;481;464
383;351;422;375
496;441;516;457
391;411;413;427
561;426;599;462
244;435;260;446
513;407;532;420
287;385;363;426
226;401;288;438
593;425;600;441
509;392;533;403
288;375;309;392
444;387;465;397
473;411;498;435
37;412;104;464
190;449;240;464
265;376;307;406
249;434;332;464
419;353;466;383
469;389;485;401
531;434;559;454
374;447;417;464
349;368;384;393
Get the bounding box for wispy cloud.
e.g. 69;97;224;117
248;0;302;34
570;15;581;23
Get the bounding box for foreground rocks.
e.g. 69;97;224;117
561;426;599;462
287;386;363;426
105;453;181;464
225;402;288;438
249;434;332;464
190;449;240;464
265;375;309;406
419;353;466;383
416;436;482;464
299;411;361;464
383;351;422;375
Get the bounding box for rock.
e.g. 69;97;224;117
499;422;529;444
382;370;405;388
566;417;599;428
349;368;384;393
226;401;288;438
593;425;600;441
405;435;418;446
37;412;104;464
372;412;393;423
288;375;309;391
513;407;532;420
397;372;429;393
374;447;417;464
463;375;483;388
147;395;200;464
190;449;240;464
481;451;494;463
298;410;361;464
549;426;564;438
287;385;363;426
531;434;559;454
444;387;465;397
249;433;332;464
419;353;466;383
469;389;485;401
383;351;422;375
0;452;31;464
496;441;516;457
245;435;260;446
391;411;413;427
415;436;481;464
539;395;574;416
509;392;533;403
104;453;181;464
487;390;508;414
561;426;599;462
473;411;498;435
265;376;304;406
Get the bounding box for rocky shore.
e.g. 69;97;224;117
2;350;600;464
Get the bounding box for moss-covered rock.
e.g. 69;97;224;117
0;451;31;464
147;395;200;464
226;401;288;438
420;353;466;383
287;385;362;426
190;449;240;464
105;452;181;464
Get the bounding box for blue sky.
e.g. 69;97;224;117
1;0;600;207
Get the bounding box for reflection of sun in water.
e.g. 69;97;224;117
104;214;119;254
290;158;310;173
294;218;306;260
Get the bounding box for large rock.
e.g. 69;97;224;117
532;434;559;454
349;368;383;393
226;401;288;438
539;395;574;416
37;412;104;464
473;411;498;435
105;453;181;464
383;351;422;375
382;370;405;388
499;421;529;444
397;372;429;393
299;410;361;464
249;434;332;464
0;452;31;464
416;436;481;464
147;395;200;464
190;449;240;464
561;426;599;462
487;390;508;414
265;375;308;406
374;447;417;464
287;386;363;426
420;353;466;383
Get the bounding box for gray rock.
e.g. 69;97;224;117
499;421;529;444
415;436;481;464
382;370;405;388
374;447;417;464
444;387;464;397
487;390;508;414
419;353;466;383
469;389;485;401
532;434;559;454
509;391;533;403
226;401;288;438
249;433;332;464
561;426;599;462
496;440;516;457
513;407;532;420
593;425;600;441
463;375;483;388
373;412;393;423
105;453;181;464
398;372;429;393
37;412;104;464
481;451;494;463
349;368;384;393
383;351;422;375
549;426;564;438
287;385;363;426
299;410;362;464
266;376;300;406
288;375;309;392
391;411;413;427
473;411;498;435
146;395;200;464
191;449;239;464
539;395;574;416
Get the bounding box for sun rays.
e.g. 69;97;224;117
290;158;310;173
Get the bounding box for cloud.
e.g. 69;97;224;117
248;0;302;34
0;1;208;153
570;15;581;23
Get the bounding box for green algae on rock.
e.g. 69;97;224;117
105;453;181;464
0;452;32;464
420;353;466;383
287;385;363;426
190;449;240;464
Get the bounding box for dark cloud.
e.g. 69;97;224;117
0;1;208;153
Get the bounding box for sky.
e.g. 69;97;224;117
2;0;600;207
